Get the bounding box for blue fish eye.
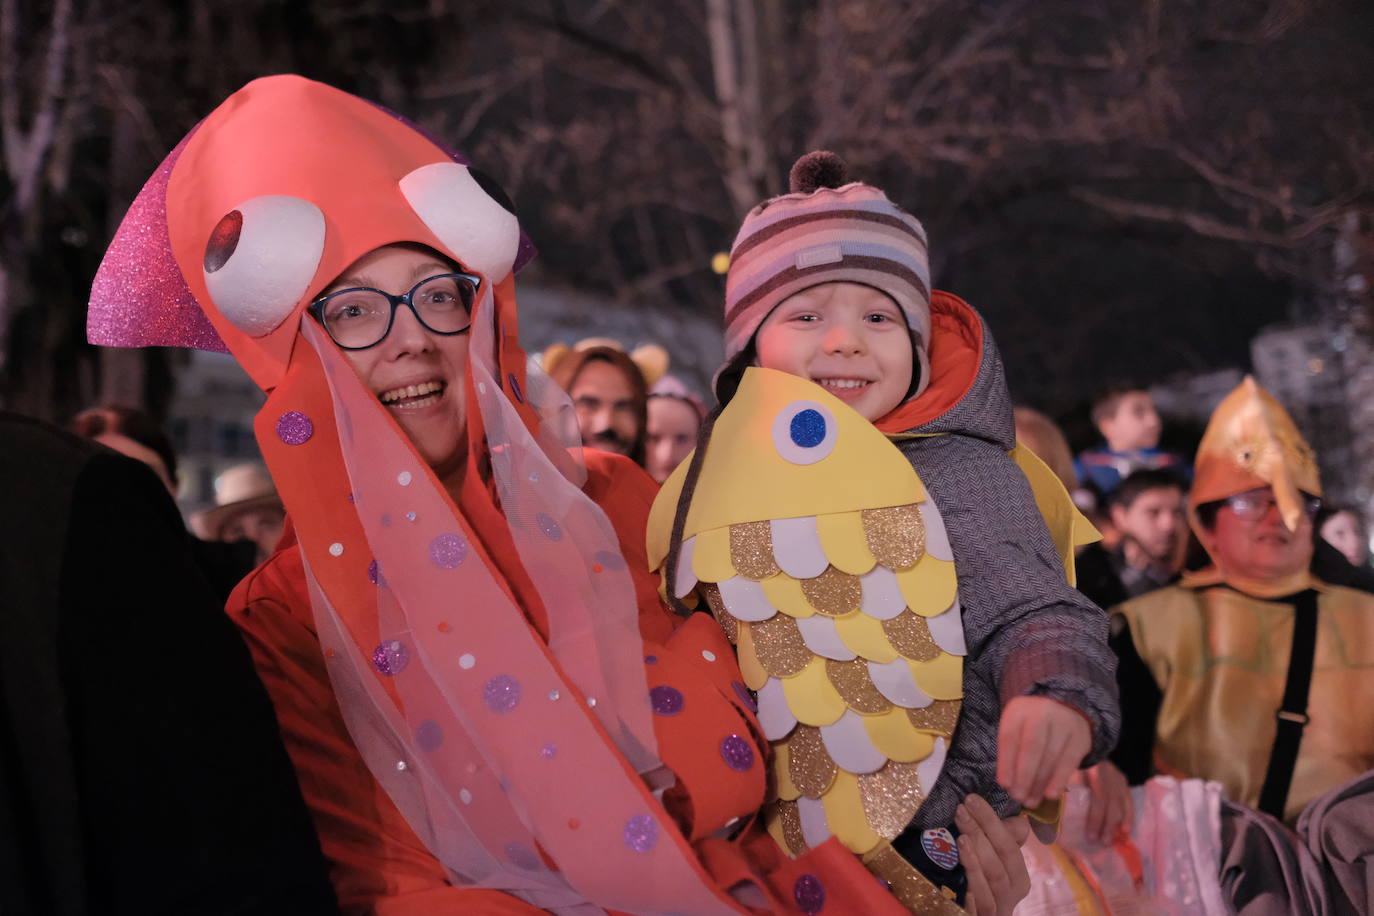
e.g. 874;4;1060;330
790;409;827;448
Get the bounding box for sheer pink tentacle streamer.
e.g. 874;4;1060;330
468;289;661;777
299;317;744;914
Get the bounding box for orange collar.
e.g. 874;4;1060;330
875;290;982;435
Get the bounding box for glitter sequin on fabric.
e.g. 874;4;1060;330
429;532;468;568
859;761;924;838
907;699;961;735
825;658;892;714
415;719;444;751
505;842;542;871
372;640;409;676
790;410;827;449
276;411;314;445
793;874;826;914
800;566;862;616
483;674;522;713
540;743;558;759
536;512;563;541
777;799;808;854
883;611;941;662
699;583;738;643
751;613;812;677
87;127;229;351
593;549;627;571
729;521;781;580
732;681;758;712
720;734;755;771
861;504;925;570
650;685;685;716
863;845;964;914
624;813;659;853
367;559;381;586
788;725;838;797
508;372;524;403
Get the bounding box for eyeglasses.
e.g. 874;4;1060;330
308;273;480;350
1224;488;1322;521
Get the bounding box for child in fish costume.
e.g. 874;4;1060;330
649;152;1120;911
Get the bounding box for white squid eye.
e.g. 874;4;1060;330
202;195;325;337
771;400;838;465
399;162;519;282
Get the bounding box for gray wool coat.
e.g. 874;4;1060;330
895;299;1121;833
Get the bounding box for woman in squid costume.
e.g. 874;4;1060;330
85;76;1040;915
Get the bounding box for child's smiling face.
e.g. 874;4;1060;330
754;281;915;422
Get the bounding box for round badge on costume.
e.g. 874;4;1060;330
921;827;960;871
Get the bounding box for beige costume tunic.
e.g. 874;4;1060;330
1117;573;1374;823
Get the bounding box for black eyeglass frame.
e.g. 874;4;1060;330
307;272;481;351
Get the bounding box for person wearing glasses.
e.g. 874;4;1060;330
87;76;1034;915
1088;377;1374;840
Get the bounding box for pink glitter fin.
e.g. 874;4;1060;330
87;123;229;352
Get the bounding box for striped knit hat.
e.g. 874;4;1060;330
722;151;931;363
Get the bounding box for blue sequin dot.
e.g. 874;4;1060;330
794;874;825;914
789;409;826;448
650;685;684;716
536;513;563;541
483;674;522;714
415;720;444;751
372;640;409;676
624;814;658;853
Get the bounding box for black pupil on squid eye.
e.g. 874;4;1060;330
204;210;244;273
468;167;516;215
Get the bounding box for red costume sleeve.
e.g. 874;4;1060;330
228;545;544;915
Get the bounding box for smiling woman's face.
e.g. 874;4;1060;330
323;243;471;480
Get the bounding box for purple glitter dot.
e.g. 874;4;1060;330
540;742;558;759
380;513;392;528
367;559;384;586
535;513;563;541
505;842;542;871
483;675;522;714
732;681;758;712
644;654;658;664
415;720;444;751
276;411;313;445
793;874;825;914
624;813;658;853
372;640;409;676
509;373;524;403
650;685;685;716
593;549;627;571
429;533;468;569
720;734;755;772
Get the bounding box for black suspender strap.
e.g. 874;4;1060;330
1257;590;1319;819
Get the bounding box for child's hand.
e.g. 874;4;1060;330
996;696;1091;808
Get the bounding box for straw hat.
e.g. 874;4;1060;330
191;463;284;540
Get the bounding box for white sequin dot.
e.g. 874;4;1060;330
329;542;344;557
397;471;413;486
587;697;597;707
396;760;408;771
459;789;473;805
458;653;476;670
406;512;418;522
478;382;487;395
702;650;717;662
548;689;560;701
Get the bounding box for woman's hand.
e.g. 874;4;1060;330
1072;760;1134;846
956;794;1031;916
